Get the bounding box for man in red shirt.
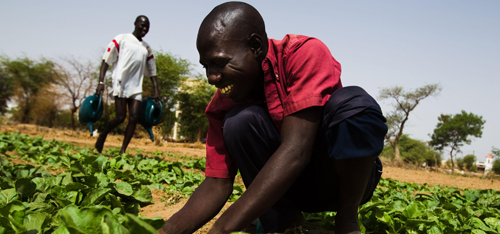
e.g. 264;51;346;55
160;2;387;234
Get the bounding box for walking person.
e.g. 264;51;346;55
95;15;160;154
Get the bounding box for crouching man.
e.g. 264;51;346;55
160;2;387;233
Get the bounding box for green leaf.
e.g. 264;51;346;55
65;182;88;191
24;212;49;233
471;230;487;234
103;215;130;234
427;225;443;234
80;188;112;206
107;194;124;213
484;217;500;232
0;200;25;218
404;202;425;219
122;213;159;233
115;182;133;196
139;216;166;230
124;202;140;216
469;217;495;232
0;188;19;205
15;178;36;199
52;225;71;234
131;186;153;204
7;212;26;233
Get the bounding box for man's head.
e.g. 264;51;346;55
133;15;150;39
197;2;268;102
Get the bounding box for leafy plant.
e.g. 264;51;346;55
0;132;245;232
305;178;500;233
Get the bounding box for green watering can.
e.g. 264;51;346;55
139;97;163;142
79;94;103;136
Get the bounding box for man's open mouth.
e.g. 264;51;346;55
220;84;234;95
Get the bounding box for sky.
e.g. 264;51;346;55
1;0;499;161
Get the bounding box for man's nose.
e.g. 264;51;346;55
206;67;221;85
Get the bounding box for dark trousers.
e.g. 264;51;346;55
222;86;387;232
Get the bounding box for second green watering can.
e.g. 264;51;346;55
79;94;103;136
139;97;163;142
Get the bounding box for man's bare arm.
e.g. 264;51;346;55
96;60;108;95
149;76;160;102
209;106;323;233
159;177;234;234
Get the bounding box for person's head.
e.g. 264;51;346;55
197;1;268;102
133;15;150;40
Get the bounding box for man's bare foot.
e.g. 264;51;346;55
334;217;361;234
95;134;106;153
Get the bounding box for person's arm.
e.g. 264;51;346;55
96;60;108;95
150;76;160;102
209;106;323;233
159;176;234;234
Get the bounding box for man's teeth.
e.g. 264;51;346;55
220;84;234;95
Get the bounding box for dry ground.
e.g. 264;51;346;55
2;124;499;233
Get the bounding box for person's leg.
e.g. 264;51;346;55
332;156;376;234
223;103;302;233
95;97;127;153
326;110;387;234
120;98;141;154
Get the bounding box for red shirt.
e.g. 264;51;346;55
205;34;343;178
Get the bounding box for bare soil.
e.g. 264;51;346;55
2;123;500;233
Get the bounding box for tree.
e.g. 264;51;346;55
0;56;59;123
455;157;465;170
379;134;442;166
492;159;500;175
0;67;13;115
177;76;216;142
54;57;97;130
463;154;477;171
429;110;485;173
378;84;441;161
492;147;500;158
142;51;191;137
31;86;63;128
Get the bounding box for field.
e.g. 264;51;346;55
1;124;500;233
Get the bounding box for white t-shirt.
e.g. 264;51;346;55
102;33;156;98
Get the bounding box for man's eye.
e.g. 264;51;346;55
214;61;227;67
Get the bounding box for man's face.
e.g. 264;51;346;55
135;18;150;38
197;34;262;103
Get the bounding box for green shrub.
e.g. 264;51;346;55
379;135;442;167
492;159;500;175
456;157;464;170
463;154;476;171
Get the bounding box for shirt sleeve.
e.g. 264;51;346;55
204;91;238;178
145;46;157;77
102;37;120;65
282;37;342;116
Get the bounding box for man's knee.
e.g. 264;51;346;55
114;114;127;123
128;113;139;124
223;104;267;142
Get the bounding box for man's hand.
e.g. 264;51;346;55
160;177;234;234
96;60;109;95
96;83;105;95
154;90;161;103
151;76;160;103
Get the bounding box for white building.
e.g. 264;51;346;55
476;153;494;172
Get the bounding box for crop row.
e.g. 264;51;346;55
305;178;500;233
2;132;500;233
0;132;243;233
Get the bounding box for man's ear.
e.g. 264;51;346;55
248;33;264;58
